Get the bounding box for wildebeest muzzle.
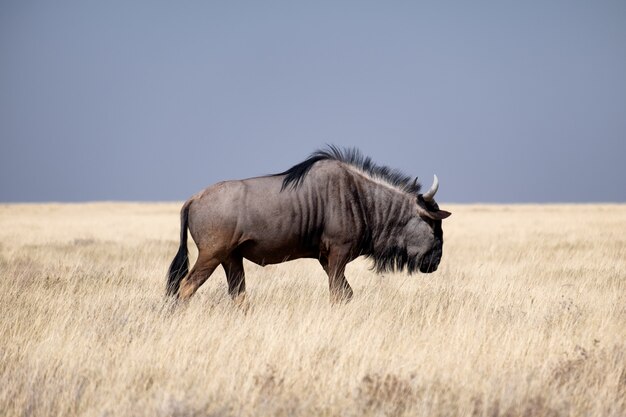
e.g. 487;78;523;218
419;248;442;273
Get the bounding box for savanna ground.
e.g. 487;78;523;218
0;203;624;417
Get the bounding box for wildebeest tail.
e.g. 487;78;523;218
166;200;191;296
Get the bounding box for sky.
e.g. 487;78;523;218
1;1;625;203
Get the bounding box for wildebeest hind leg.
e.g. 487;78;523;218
178;252;221;301
222;252;246;300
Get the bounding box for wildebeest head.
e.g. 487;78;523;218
406;175;451;273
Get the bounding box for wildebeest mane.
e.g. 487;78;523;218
277;145;422;194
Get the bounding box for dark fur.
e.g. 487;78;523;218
277;145;422;195
370;245;421;274
166;200;191;296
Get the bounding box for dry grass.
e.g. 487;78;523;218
0;203;625;417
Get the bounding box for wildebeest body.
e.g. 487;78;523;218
167;147;451;302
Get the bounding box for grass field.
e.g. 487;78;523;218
0;203;624;417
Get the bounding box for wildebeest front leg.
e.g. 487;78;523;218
320;248;353;303
222;252;246;301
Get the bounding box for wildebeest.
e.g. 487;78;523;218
167;146;451;302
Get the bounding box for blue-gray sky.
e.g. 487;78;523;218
1;1;625;203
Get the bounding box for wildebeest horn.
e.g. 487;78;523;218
422;175;439;201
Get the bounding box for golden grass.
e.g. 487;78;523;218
0;203;625;417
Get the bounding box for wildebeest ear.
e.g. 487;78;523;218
417;205;452;220
430;210;451;220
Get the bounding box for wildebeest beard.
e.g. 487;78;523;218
364;242;423;275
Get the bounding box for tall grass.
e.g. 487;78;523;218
0;203;624;416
